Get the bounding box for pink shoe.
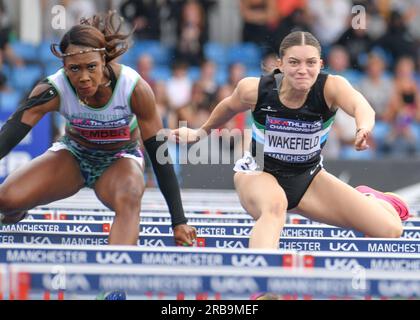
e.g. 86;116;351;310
355;185;410;221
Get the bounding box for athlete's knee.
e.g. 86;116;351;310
260;200;287;220
113;179;145;211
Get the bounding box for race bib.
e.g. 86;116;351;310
72;126;130;142
264;116;322;163
69;117;133;143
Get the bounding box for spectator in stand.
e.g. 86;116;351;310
174;0;207;66
376;10;418;69
136;54;156;91
325;45;361;85
270;1;312;52
307;0;352;46
335;23;374;71
383;0;420;41
196;59;218;108
166;0;216;43
119;0;161;40
0;0;23;67
357;50;393;120
166;60;193;125
224;62;247;92
189;82;212;128
382;56;420;156
239;0;274;47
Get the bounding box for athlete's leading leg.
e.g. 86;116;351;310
296;170;403;238
94;158;145;245
0;150;85;223
234;171;288;249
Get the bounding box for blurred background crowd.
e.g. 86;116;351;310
1;0;420;164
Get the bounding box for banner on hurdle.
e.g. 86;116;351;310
2;264;420;299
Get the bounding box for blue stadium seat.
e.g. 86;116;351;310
204;42;227;66
38;41;57;63
151;66;171;81
10;65;43;92
324;68;363;86
345;70;363;86
321;44;331;61
1;64;12;80
215;67;228;85
44;60;64;77
0;91;22;112
187;66;201;81
227;43;262;68
411;123;420;151
119;53;137;70
358;46;393;69
132;41;171;65
10;41;38;61
415;73;420;88
372;120;390;145
246;67;262;78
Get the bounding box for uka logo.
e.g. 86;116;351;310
140;226;162;234
96;252;133;264
329;242;359;252
231;255;268;267
142;239;166;247
66;225;92;233
210;277;259;293
23;236;52;245
325;258;361;270
233;227;251;236
216;240;245;249
330;229;357;238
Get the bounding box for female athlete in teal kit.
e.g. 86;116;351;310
0;11;196;247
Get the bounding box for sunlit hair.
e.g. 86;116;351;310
51;10;132;63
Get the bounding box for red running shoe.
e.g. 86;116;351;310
355;185;410;221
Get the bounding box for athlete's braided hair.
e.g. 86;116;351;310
51;10;132;63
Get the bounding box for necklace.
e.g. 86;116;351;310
78;96;90;106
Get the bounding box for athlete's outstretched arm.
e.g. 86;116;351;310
172;77;259;143
325;75;375;151
0;80;59;160
131;76;197;245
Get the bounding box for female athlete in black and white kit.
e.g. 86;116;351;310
173;31;409;249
